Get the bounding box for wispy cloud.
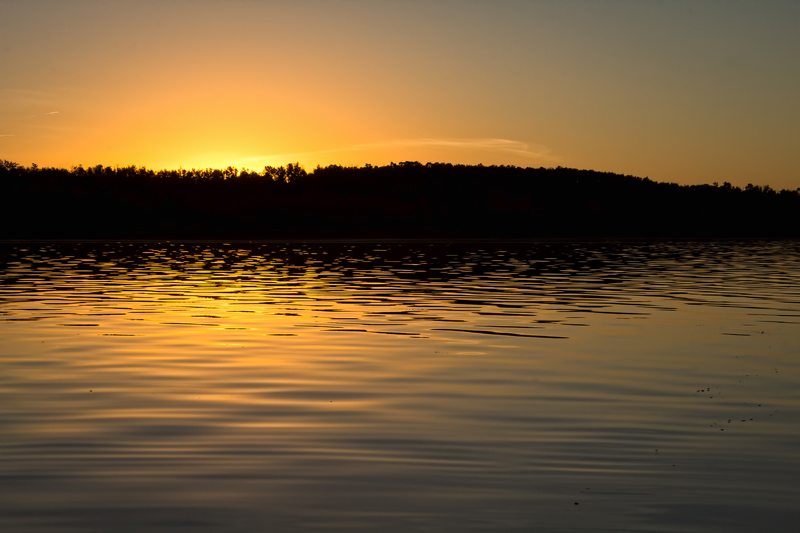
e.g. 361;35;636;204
234;138;560;167
399;138;556;159
29;111;59;118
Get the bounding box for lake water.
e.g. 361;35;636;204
1;240;799;532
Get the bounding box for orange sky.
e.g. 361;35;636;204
1;0;799;189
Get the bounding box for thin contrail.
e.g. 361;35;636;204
29;111;59;118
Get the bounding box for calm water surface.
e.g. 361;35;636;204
1;240;799;532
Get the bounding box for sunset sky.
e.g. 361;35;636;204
1;0;798;189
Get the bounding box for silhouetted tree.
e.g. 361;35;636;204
1;159;798;239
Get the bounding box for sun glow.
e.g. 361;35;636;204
1;1;798;188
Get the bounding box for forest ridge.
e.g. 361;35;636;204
2;160;799;239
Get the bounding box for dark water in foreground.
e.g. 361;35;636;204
1;240;799;532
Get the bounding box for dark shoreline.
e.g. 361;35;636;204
3;236;798;245
4;161;799;240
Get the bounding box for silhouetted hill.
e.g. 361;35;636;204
2;160;798;239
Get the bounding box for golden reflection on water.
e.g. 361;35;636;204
1;241;800;532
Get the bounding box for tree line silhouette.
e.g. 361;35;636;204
2;160;799;238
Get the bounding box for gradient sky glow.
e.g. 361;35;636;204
1;0;799;188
